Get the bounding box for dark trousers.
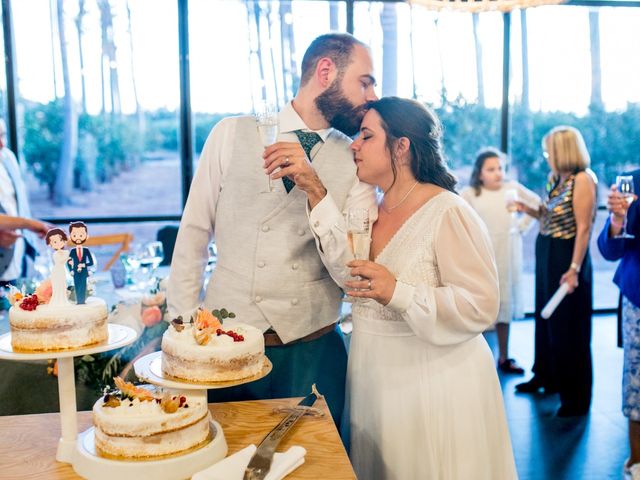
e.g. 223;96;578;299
533;235;593;410
207;325;348;427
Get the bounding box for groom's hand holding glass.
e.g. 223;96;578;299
263;142;327;206
345;260;396;306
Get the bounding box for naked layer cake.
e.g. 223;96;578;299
161;308;265;383
93;378;210;459
9;296;108;352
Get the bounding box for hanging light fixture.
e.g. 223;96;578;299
408;0;566;13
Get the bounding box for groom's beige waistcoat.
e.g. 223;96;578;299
206;116;355;344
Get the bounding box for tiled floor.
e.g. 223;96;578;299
486;315;626;480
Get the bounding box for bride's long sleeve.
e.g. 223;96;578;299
308;187;378;289
387;204;499;346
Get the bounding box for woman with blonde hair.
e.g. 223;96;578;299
515;126;597;417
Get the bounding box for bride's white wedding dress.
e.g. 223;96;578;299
50;249;70;306
312;191;517;480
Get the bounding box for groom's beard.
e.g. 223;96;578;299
315;80;365;137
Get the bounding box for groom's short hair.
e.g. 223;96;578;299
300;33;365;87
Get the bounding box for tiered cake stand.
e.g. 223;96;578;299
0;324;273;479
0;324;137;464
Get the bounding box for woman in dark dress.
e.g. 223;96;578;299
515;126;597;417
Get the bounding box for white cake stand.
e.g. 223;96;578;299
0;324;138;464
73;419;228;480
133;350;273;390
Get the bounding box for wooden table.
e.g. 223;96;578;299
0;397;355;480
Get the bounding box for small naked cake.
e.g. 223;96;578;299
9;223;108;352
93;377;211;459
162;308;265;383
9;295;108;352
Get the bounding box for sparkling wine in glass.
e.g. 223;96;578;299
255;104;279;192
615;175;635;239
347;208;371;260
345;208;371;303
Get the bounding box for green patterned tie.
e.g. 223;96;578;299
283;130;322;193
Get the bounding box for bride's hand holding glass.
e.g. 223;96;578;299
345;259;397;305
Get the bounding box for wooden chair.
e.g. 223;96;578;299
70;233;134;271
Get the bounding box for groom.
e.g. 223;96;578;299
168;33;378;425
67;221;94;304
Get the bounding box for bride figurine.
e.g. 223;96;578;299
45;228;70;306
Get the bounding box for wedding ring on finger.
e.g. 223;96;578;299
367;279;372;290
284;156;290;166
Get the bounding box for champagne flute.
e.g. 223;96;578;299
346;208;371;302
255;103;279;193
615;175;636;239
347;208;371;261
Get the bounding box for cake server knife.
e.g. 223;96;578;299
242;385;321;480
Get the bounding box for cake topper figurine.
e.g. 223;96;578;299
45;228;70;306
67;221;94;304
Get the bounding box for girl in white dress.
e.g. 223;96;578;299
297;97;517;480
45;228;70;306
461;149;540;374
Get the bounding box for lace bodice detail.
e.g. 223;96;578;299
353;192;458;323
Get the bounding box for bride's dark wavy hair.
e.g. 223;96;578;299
366;97;457;193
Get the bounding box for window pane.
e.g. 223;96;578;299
509;6;640;311
13;0;182;220
354;4;502;182
189;0;347;164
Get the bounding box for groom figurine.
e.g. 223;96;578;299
67;221;94;304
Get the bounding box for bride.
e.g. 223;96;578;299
45;228;70;306
277;97;517;479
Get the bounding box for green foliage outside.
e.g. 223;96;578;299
434;99;640;194
22;100;64;198
22;100;142;197
507;103;640;192
19;99;640;199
